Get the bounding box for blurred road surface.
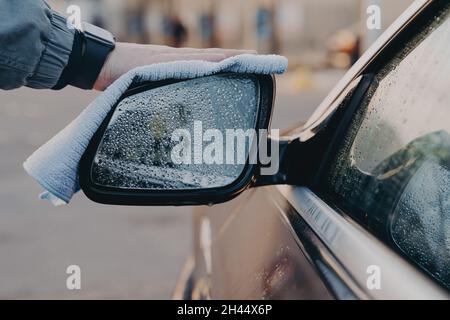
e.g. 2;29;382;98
0;69;344;299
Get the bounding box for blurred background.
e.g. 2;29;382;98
0;0;413;299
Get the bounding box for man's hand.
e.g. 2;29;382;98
93;43;256;91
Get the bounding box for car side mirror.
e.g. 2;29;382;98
79;73;275;205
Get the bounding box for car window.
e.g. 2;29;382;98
325;5;450;289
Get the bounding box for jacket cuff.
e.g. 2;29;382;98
26;11;75;89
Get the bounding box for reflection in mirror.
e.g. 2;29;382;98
91;74;260;190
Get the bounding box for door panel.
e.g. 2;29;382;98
191;187;333;299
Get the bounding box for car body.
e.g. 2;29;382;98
171;0;450;299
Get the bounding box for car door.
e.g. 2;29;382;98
316;0;450;295
187;0;450;300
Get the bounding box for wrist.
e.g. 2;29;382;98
93;43;129;91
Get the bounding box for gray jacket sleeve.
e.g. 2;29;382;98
0;0;75;89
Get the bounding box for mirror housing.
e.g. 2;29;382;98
80;73;275;206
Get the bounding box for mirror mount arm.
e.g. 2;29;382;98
252;73;377;189
251;136;311;188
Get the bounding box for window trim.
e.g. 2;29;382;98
292;0;433;141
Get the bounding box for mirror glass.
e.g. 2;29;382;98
91;74;260;190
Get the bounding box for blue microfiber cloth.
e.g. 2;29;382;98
23;54;288;205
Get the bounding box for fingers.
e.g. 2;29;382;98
165;47;257;57
95;43;258;91
116;42;256;58
136;53;226;64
